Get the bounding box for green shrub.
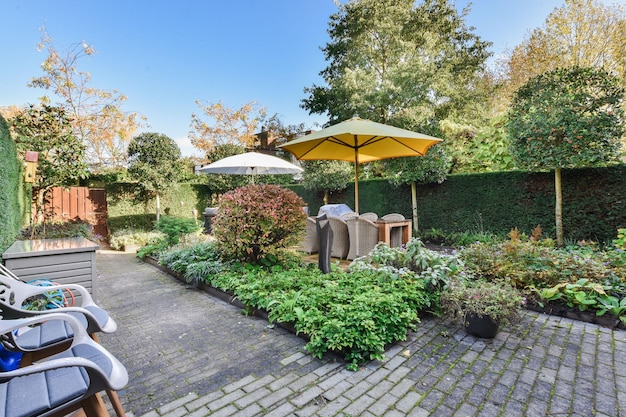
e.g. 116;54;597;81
17;219;101;242
212;184;306;263
156;216;202;245
159;242;226;285
109;228;167;251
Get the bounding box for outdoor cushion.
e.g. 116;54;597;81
318;204;354;218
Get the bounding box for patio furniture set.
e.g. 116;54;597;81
300;204;412;260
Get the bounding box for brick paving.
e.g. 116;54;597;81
95;250;626;417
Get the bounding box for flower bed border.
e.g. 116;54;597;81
144;256;626;333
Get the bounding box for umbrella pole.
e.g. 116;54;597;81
354;149;359;214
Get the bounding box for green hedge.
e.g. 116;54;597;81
0;114;28;252
105;165;626;243
288;166;626;243
106;182;212;231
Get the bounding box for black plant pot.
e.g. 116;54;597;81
464;313;499;338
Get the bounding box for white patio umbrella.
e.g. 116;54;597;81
198;152;303;183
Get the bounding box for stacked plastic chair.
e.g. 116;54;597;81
0;264;127;417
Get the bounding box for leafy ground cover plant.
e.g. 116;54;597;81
349;239;466;311
109;228;166;251
459;231;626;290
159;241;229;286
218;265;432;370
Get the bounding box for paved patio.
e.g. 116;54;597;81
95;250;626;417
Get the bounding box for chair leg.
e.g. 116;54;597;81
106;389;127;417
81;393;110;417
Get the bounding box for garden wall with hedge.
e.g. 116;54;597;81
105;164;626;243
105;182;212;231
0;114;28;252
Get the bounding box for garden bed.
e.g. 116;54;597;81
526;300;625;330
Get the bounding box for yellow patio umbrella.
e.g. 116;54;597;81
280;117;442;213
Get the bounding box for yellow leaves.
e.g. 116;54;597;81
189;100;267;157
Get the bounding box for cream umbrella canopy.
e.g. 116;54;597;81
280;117;442;213
198;152;303;183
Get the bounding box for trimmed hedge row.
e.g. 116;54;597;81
0;114;28;252
105;165;626;243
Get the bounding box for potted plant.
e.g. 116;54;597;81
440;277;525;338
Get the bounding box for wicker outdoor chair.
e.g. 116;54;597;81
328;216;351;259
359;212;378;222
346;216;380;260
381;213;406;248
299;216;319;254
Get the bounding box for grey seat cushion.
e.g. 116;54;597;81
0;344;114;417
0;366;88;417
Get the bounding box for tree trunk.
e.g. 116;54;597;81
555;167;563;246
323;191;329;205
411;181;419;234
156;193;161;223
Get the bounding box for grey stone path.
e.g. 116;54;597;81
95;250;626;417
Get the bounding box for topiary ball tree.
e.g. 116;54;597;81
212;184;306;263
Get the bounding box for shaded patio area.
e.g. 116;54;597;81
95;250;626;417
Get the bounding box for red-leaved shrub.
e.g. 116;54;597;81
212;184;306;263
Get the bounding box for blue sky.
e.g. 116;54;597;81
1;0;624;157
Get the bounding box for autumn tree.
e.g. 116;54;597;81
502;0;626;102
189;100;267;158
11;105;89;231
29;27;144;169
506;67;624;245
127;132;183;222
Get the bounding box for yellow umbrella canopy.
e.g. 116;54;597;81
280;117;442;212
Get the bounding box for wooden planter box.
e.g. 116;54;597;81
2;238;100;300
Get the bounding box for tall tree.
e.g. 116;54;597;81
29;27;144;169
11;105;89;231
127;132;183;222
506;67;624;245
302;0;492;127
189;100;267;158
502;0;626;102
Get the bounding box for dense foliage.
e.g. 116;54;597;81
0;114;25;252
212;184;306;263
303;0;491;128
127;132;183;222
11;104;89;229
301;160;353;205
507;67;624;171
159;241;445;370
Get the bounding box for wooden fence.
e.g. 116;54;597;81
41;187;109;238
